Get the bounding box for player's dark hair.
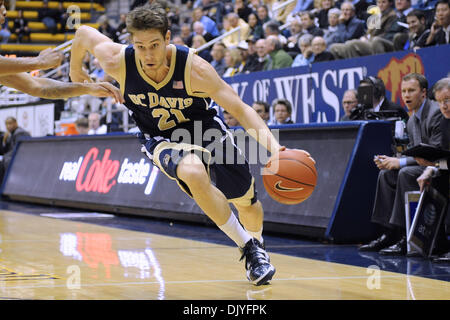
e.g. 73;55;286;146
126;3;169;37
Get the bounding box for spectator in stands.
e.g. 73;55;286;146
210;42;227;77
222;12;250;48
181;23;193;46
75;117;90;135
238;40;258;74
38;0;58;35
394;10;430;50
252;101;270;123
88;112;108;135
291;0;315;17
97;15;115;40
292;33;314;67
192;7;220;38
323;8;342;48
426;0;450;46
235;0;253;22
187;21;215;45
200;0;227;30
331;0;401;59
0;17;10;43
253;38;271;71
249;0;262;12
315;0;335;29
274;0;297;24
172;35;186;46
299;11;324;37
90;58;106;82
286;17;304;54
263;35;293;70
257;5;271;25
263;20;287;45
370;0;411;54
247;12;264;42
193;35;213;62
269;99;294;124
55;2;68;33
0;117;30;183
340;89;358;121
13;10;30;43
223;110;240;127
359;73;443;256
334;1;365;43
416;77;450;263
357;76;409;121
311;36;335;62
223;48;243;77
114;14;128;43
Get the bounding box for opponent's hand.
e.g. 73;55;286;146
35;48;64;70
374;155;400;170
414;157;434;167
87;82;124;104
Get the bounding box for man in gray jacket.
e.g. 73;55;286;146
359;73;443;255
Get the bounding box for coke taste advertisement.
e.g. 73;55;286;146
1;135;193;212
58;147;156;195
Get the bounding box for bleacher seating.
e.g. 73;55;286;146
1;0;104;54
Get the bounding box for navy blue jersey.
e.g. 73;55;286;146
120;44;226;141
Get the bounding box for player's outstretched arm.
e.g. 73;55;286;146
0;73;124;102
70;25;123;83
190;54;282;154
0;48;63;76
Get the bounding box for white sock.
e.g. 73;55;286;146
247;229;263;243
218;213;252;248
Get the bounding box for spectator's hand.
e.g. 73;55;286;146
417;167;434;192
2;131;9;144
86;82;124;104
374;155;400;170
430;21;441;36
414;157;434;167
35;48;64;70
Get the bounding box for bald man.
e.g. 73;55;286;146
311;36;335;63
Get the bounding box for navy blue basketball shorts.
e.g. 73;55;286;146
139;133;257;207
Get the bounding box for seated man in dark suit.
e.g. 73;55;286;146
359;73;443;255
416;77;450;262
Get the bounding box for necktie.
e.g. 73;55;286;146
412;115;422;146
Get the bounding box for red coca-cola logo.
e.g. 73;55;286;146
75;147;120;193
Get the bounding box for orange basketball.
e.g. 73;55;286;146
262;149;317;205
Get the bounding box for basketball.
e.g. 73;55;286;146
262;149;317;205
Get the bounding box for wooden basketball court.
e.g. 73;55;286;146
0;209;449;300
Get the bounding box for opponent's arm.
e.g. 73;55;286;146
190;55;282;155
0;48;63;76
70;25;123;83
0;72;124;102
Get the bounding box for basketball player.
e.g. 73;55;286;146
70;3;312;286
0;0;123;102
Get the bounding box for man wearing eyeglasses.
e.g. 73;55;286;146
340;89;358;121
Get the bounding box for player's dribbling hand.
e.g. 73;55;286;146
88;82;124;104
36;48;64;70
278;147;316;164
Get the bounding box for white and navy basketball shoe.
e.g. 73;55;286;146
239;238;275;286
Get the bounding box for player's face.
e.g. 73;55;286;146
401;79;426;112
435;87;450;119
133;29;170;73
0;0;6;25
